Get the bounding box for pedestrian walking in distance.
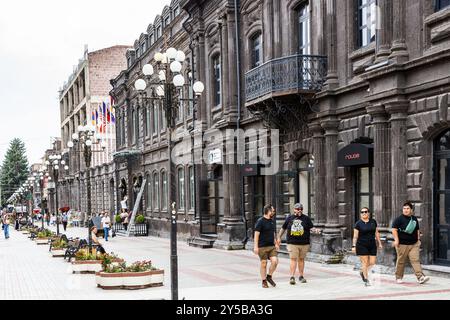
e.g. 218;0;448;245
277;203;321;285
352;207;383;286
101;211;111;241
61;212;68;232
392;201;430;284
2;211;11;239
254;205;279;288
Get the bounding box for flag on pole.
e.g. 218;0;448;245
91;111;95;126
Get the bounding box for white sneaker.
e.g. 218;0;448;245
396;278;404;284
418;276;430;284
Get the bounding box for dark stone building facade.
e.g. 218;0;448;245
106;0;450;267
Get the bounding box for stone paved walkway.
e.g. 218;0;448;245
1;225;450;300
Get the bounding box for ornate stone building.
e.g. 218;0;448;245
109;0;450;267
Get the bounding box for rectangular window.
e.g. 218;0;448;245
251;33;262;68
178;168;185;210
213;56;221;106
357;0;376;48
165;17;170;27
149;34;154;45
174;6;180;16
157;26;161;38
436;0;450;11
161;103;166;131
132;110;136;143
298;4;311;55
189;166;194;209
141;42;146;53
355;167;373;222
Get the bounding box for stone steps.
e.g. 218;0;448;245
188;234;217;249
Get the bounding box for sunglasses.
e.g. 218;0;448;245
360;210;369;214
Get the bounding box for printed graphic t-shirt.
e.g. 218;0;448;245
282;214;314;245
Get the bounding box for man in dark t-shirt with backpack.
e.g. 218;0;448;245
254;204;279;288
392;201;429;284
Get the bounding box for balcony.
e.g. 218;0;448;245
245;54;327;103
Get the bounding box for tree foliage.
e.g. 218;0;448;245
0;138;29;205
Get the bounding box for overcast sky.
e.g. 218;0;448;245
0;0;169;166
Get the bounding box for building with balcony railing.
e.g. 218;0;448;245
108;0;450;269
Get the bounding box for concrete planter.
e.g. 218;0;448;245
95;269;164;289
71;259;124;274
50;248;66;257
35;238;49;245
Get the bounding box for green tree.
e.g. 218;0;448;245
0;138;29;205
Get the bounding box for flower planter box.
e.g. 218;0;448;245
50;248;66;257
71;259;124;274
35;238;49;245
95;269;164;290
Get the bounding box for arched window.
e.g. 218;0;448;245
212;55;221;107
153;172;160;210
178;167;185;210
298;154;315;221
146;174;152;209
161;170;168;210
297;3;311;55
250;32;262;68
188;166;195;209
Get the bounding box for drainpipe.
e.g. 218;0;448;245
234;0;248;246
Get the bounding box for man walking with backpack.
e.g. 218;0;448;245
392;201;430;284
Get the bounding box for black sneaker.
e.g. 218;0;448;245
299;276;307;283
360;271;367;283
262;280;269;288
266;274;276;287
289;276;296;285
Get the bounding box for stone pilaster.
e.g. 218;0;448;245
220;14;229;117
309;122;326;227
386;100;409;222
325;0;338;88
320;118;342;255
366;104;391;230
375;0;392;61
389;0;409;62
226;11;238;121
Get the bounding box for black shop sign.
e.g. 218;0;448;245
337;143;374;167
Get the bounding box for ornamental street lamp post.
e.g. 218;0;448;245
134;47;204;300
48;154;69;235
67;125;105;253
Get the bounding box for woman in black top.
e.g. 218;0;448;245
351;207;383;286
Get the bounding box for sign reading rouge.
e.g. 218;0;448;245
338;143;374;167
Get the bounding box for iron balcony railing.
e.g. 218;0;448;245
245;54;328;102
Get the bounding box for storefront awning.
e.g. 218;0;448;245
337;143;374;167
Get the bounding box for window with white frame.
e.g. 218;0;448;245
357;0;376;48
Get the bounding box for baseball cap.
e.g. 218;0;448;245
294;203;303;210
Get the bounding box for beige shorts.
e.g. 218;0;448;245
287;244;310;259
258;246;278;261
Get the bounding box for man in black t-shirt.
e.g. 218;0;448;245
392;201;429;284
254;204;279;288
277;203;321;285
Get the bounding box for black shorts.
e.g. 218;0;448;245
356;241;377;256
